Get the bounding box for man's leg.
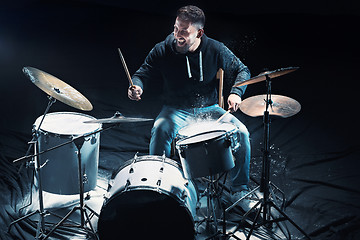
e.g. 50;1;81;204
205;105;251;192
149;106;191;157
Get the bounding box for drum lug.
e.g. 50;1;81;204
133;152;139;161
124;179;131;191
108;179;115;188
181;190;188;200
156;179;162;186
103;192;110;200
44;132;49;144
179;149;186;159
156;179;162;193
83;173;89;184
225;134;232;148
204;142;209;155
90;135;97;144
130;153;139;173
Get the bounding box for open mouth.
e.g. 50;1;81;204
177;38;186;47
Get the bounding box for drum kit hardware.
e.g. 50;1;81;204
8;67;153;239
225;67;310;240
8;64;310;239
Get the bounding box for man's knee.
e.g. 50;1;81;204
151;118;175;142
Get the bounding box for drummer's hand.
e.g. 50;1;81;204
128;85;143;101
227;94;242;112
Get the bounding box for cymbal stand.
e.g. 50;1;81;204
8;96;57;239
42;136;99;240
239;75;310;239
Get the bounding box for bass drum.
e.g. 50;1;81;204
98;155;198;240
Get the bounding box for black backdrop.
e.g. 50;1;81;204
0;1;360;239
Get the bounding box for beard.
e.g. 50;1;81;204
174;39;192;54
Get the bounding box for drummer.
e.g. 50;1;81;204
128;5;252;211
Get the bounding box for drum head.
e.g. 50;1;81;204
98;190;195;240
34;112;101;136
178;121;235;137
177;130;225;146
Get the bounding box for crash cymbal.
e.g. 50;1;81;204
84;112;153;124
234;67;299;87
240;94;301;118
23;67;93;111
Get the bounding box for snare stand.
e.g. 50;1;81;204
197;172;242;240
42;136;99;240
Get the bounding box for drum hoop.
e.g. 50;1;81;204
176;129;227;147
34;112;101;137
111;155;182;179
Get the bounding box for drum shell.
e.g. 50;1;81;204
34;112;101;195
98;155;197;240
176;131;235;179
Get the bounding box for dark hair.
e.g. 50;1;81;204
176;5;205;29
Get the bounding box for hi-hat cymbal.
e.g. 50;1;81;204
23;67;93;111
234;67;299;87
240;94;301;118
84;113;153;124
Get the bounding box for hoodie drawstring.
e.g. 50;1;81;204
185;51;203;82
199;51;203;82
186;56;192;79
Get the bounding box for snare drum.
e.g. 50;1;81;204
176;121;240;179
98;155;197;240
34;112;101;195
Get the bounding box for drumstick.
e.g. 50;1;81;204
216;109;231;123
118;48;134;88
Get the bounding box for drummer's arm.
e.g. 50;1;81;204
219;44;251;111
128;45;162;101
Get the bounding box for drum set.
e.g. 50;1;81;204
8;65;310;240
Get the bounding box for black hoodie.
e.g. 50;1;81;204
132;33;250;108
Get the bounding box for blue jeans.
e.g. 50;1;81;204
150;104;251;192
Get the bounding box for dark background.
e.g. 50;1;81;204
0;0;359;239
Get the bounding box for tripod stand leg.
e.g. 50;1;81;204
42;207;79;240
8;210;40;232
84;207;99;240
246;201;264;240
85;204;100;218
269;201;311;239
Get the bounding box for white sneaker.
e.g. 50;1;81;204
230;190;258;213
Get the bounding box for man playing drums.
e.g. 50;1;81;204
128;5;253;211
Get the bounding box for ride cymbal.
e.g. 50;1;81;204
234;67;299;87
23;66;93;111
240;94;301;118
